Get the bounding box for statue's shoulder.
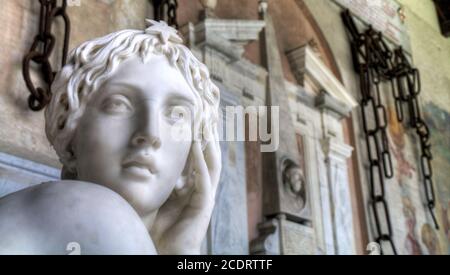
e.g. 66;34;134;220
18;180;127;207
0;181;155;255
0;180;129;217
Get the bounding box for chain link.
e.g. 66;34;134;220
342;10;397;254
23;0;71;111
392;48;439;230
391;48;439;230
152;0;179;29
342;9;439;254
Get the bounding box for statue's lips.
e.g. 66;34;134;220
122;155;158;177
123;164;154;180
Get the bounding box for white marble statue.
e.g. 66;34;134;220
0;20;222;255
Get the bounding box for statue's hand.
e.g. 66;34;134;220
151;128;221;254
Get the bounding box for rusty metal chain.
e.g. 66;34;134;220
23;0;71;111
342;10;397;255
152;0;179;29
342;9;439;255
391;47;439;230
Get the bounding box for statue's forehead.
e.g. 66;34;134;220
91;56;197;104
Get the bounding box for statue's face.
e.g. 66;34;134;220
72;55;195;216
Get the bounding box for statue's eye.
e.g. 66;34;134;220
166;105;191;124
101;95;133;114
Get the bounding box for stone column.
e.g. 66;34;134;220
317;91;356;255
321;137;355;254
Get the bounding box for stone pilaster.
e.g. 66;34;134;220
251;0;314;255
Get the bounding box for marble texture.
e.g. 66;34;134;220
207;87;249;255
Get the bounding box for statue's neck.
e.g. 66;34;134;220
141;211;158;232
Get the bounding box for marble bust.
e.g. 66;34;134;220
0;20;221;255
282;159;305;210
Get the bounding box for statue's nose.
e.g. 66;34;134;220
131;133;161;149
131;107;161;149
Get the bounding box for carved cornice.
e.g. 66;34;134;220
286;45;358;109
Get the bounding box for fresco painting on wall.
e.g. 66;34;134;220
421;223;441;255
423;102;450;254
387;103;423;255
383;100;450;255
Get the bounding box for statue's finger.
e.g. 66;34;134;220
192;141;211;190
204;140;221;189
